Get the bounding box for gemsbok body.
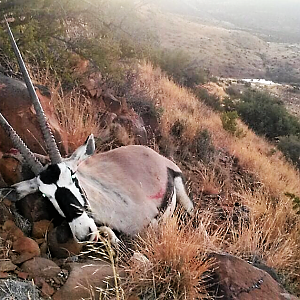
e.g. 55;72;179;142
0;19;193;243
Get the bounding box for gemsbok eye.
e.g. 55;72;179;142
69;169;77;181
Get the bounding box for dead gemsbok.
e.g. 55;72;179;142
0;20;193;244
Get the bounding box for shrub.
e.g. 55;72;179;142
225;86;240;99
278;135;300;169
237;90;300;139
285;192;300;214
222;96;237;112
221;111;242;136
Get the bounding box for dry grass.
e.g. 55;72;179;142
128;61;300;293
51;87;99;152
122;214;215;299
225;190;299;269
30;67;100;153
134;61;300;198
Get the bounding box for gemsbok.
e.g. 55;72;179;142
0;19;194;244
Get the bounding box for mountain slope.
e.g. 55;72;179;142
138;4;300;83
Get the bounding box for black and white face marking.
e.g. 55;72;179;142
37;163;98;242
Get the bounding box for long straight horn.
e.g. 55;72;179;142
0;113;43;175
5;18;62;165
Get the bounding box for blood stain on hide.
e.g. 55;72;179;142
149;188;164;200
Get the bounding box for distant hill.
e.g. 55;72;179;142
138;3;300;83
152;0;300;43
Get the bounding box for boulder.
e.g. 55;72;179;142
12;237;41;264
114;112;147;145
52;260;122;300
32;220;54;239
0;73;68;155
3;221;40;264
21;257;61;279
0;260;17;272
209;252;297;300
0;151;23;185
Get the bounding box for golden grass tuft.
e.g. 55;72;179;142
122;214;214;299
225;190;299;271
30;67;99;153
51;86;99;152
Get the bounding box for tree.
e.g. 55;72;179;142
0;0;154;86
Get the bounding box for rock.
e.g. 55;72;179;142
32;220;54;239
115;113;147;145
47;222;82;258
21;257;61;279
0;260;17;272
0;73;68;155
3;220;24;240
0;272;8;279
83;72;103;98
52;260;121;300
0;278;42;299
41;280;55;297
209;252;296;300
15;271;29;280
12;237;41;264
280;293;299;300
0;152;23;185
102;91;122;114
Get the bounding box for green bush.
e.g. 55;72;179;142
285;192;300;214
222;96;236;112
221;111;239;135
225;86;240;99
278;135;300;168
237;90;300;139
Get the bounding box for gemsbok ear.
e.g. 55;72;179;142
85;134;96;156
65;134;95;170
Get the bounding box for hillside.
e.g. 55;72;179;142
1;1;300;299
138;4;300;84
153;0;300;43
